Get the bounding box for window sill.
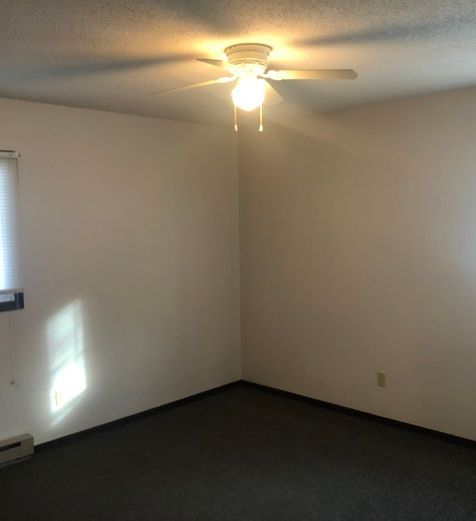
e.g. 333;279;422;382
0;292;24;312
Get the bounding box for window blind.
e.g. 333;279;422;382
0;151;21;294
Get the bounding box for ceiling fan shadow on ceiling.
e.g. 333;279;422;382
151;43;357;132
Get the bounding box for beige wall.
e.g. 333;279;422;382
239;87;476;441
0;98;240;444
2;86;475;445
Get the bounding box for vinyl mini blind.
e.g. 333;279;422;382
0;151;21;296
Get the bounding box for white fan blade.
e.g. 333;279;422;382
268;69;357;80
264;80;284;105
196;58;228;70
151;77;234;96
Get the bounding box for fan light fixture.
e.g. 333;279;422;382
231;76;266;112
151;43;358;133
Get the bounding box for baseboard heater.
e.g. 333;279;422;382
0;434;34;467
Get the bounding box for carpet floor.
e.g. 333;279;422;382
1;384;475;520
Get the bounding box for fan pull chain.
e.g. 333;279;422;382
259;104;263;132
234;105;238;132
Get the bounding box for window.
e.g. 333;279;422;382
0;151;23;312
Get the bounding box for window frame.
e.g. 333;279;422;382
0;150;23;313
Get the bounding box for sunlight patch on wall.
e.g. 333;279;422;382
48;300;87;420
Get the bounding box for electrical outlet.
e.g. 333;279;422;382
54;390;64;407
377;371;387;388
10;376;23;389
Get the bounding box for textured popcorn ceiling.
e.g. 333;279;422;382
0;1;475;124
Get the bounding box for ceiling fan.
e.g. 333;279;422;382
152;43;357;131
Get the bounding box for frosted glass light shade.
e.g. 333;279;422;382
232;76;265;111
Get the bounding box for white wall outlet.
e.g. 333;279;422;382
54;390;64;408
377;371;387;388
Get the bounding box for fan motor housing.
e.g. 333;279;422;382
225;43;272;75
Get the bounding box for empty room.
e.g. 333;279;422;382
0;1;475;519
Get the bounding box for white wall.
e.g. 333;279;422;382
2;87;475;445
239;87;476;441
0;98;240;444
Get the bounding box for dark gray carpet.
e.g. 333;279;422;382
1;384;475;521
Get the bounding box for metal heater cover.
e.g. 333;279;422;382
0;433;34;467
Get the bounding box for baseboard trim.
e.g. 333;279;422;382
35;379;475;452
36;381;241;452
239;380;476;448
